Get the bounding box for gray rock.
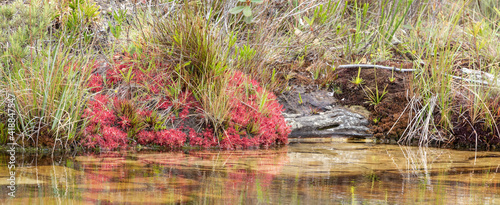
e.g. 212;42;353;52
278;85;371;139
285;108;371;138
278;85;337;115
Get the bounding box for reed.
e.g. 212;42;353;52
0;0;95;148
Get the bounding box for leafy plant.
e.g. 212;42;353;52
238;44;257;62
119;66;136;84
364;69;388;106
348;1;371;53
303;16;315;31
312;0;341;25
57;0;100;45
312;67;321;80
0;0;54;69
2;40;94;147
351;67;364;85
109;9;127;39
229;0;264;24
270;68;277;84
389;69;396;83
141;2;289;149
364;84;389;106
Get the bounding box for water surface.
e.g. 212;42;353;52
1;142;499;204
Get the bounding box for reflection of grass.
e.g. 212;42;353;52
350;185;356;204
365;170;380;191
434;169;446;205
256;179;264;203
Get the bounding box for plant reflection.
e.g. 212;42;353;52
1;143;500;204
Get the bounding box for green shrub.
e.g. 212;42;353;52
0;0;55;69
55;0;101;46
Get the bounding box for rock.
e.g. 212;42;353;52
279;85;372;139
285;108;371;138
345;105;370;119
278;86;337;115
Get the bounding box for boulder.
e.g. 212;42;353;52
278;85;372;139
284;108;371;138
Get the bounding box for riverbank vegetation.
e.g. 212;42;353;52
0;0;499;151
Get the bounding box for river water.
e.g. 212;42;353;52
1;142;499;204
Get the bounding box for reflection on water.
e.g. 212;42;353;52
1;143;500;204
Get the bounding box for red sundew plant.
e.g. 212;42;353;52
105;68;122;86
81;125;128;150
81;95;127;150
137;130;155;145
81;52;290;150
219;71;290;149
118;116;131;130
88;74;103;92
156;129;187;148
83;94;116;126
187;128;218;148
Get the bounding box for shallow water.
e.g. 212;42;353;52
1;142;499;204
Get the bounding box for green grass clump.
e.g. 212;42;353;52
142;2;238;134
1;44;93;147
140;1;291;141
0;0;95;148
